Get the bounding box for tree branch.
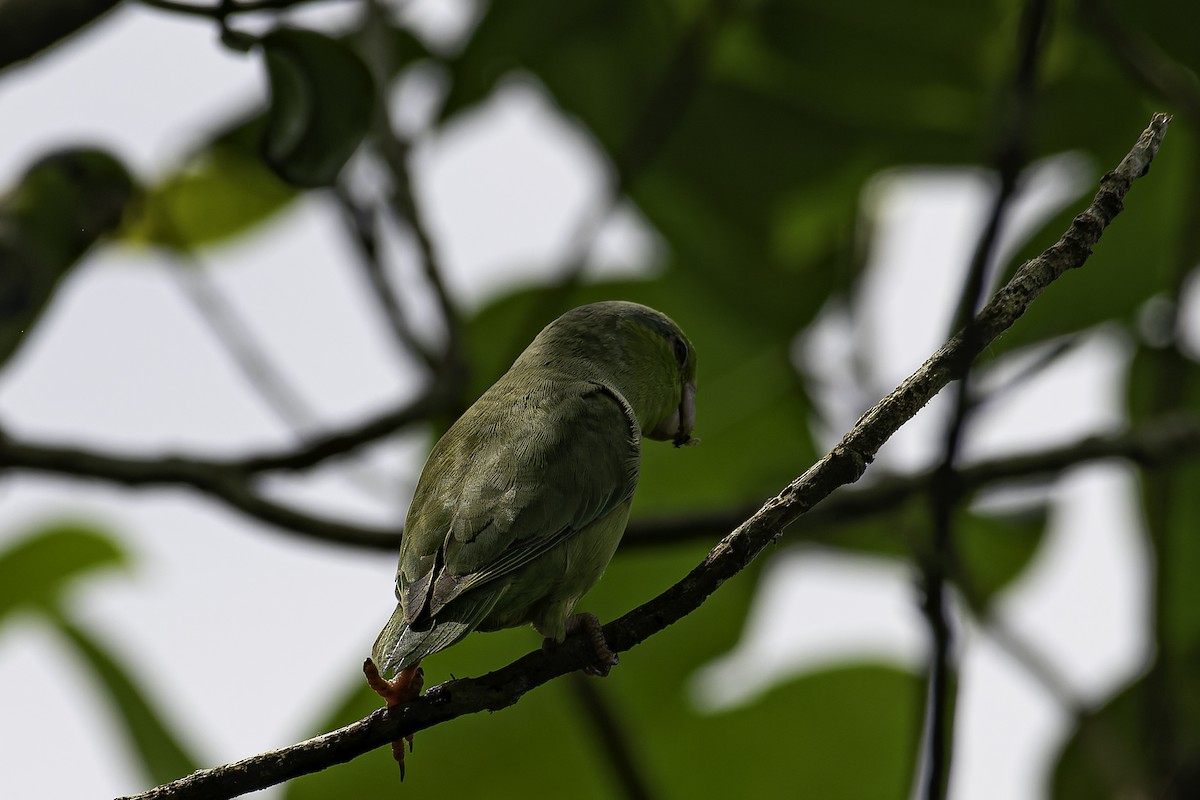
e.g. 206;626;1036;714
230;376;457;473
353;0;465;379
113;113;1171;800
371;111;464;377
504;3;725;362
169;260;321;436
623;412;1200;547
567;674;656;800
1084;8;1200;789
137;0;342;19
334;185;441;372
3;402;1197;558
0;430;399;549
918;2;1051;795
0;354;464;551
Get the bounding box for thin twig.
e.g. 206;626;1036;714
0;433;399;548
113;113;1170;800
3;407;1198;555
567;674;656;800
169;248;406;504
170;262;319;436
333;185;440;371
505;4;724;362
1091;2;1200;784
622;412;1200;546
229;375;456;473
342;0;450;375
0;371;449;549
371;120;462;373
137;0;341;19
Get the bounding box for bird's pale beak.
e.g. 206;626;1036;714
649;380;698;447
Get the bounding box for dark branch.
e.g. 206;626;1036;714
334;185;441;372
918;1;1050;795
622;412;1200;548
0;431;399;549
114;113;1171;800
0;364;463;550
371;120;464;377
354;0;466;380
170;261;320;435
567;674;656;800
4;405;1197;558
137;0;343;19
506;5;724;362
231;378;457;474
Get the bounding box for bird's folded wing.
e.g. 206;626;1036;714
399;381;640;623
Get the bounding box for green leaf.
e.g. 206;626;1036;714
671;665;920;798
53;615;201;787
956;503;1048;607
440;0;681;151
0;524;198;785
1127;346;1200;662
129;115;299;251
1050;341;1200;797
0;0;122;73
0;522;125;623
1;147;137;366
128;21;432;250
1051;671;1200;797
260;28;376;187
590;548;918;798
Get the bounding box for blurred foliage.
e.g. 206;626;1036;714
0;147;136;367
2;0;1199;797
52;614;202;785
259;28;376;187
0;0;122;72
0;523;126;620
0;525;200;785
128;115;300;251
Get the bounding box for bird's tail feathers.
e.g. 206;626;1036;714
371;594;499;676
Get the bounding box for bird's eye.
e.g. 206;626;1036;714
672;336;688;367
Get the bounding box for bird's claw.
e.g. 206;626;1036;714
584;651;619;677
363;658;423;781
561;612;619;677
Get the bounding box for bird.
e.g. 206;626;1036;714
364;300;697;776
0;147;136;370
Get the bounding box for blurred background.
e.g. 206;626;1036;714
0;0;1195;797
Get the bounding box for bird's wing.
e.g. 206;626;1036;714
398;380;640;624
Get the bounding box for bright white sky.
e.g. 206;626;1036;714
0;3;1150;798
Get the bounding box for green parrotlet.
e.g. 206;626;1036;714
0;147;136;369
365;301;696;774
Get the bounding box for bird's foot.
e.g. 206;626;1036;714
363;659;424;780
556;612;619;677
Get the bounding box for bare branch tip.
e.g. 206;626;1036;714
1142;112;1172;159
